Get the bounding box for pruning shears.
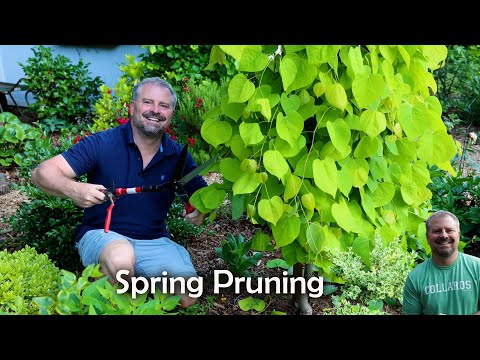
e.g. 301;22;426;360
103;144;219;233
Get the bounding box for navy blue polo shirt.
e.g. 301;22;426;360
62;121;207;243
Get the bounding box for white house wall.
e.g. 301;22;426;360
0;45;144;107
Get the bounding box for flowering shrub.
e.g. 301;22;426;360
170;78;227;164
92;55;143;132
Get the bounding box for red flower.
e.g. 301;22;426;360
188;137;196;147
171;135;177;141
183;77;188;83
183;86;189;93
118;118;129;125
107;89;112;95
166;126;172;134
73;135;82;144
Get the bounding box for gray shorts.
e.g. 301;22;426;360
75;229;197;278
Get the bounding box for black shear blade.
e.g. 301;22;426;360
173;144;189;182
179;152;219;186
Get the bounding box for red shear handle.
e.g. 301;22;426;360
183;200;195;214
104;203;115;233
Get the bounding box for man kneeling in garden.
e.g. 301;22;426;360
31;77;208;308
402;210;480;315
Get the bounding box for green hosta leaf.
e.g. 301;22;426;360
359;110;386;138
232;172;261;196
280;93;301;112
372;181;396;208
272;216;301;247
201;118;232;148
239;122;264;146
325;83;348;111
276;111;303;147
352;74;386;109
306;222;325;255
263;150;290;179
228;73;256;103
238;297;266;312
220;157;242;183
258;196;284;225
327;118;351;154
221;95;245;122
266;258;290;269
313;158;338;197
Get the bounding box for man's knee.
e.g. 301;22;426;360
99;240;135;283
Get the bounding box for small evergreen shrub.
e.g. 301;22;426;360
0;246;61;314
331;236;417;305
166;197;205;246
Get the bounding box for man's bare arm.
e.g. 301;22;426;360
31;155;107;208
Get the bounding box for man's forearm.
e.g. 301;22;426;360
31;164;78;199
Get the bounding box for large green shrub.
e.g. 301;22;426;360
0;246;61;315
140;45;235;88
19;45;103;124
8;183;84;273
192;45;455;282
435;45;480;126
8;129;86;273
0;112;43;167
